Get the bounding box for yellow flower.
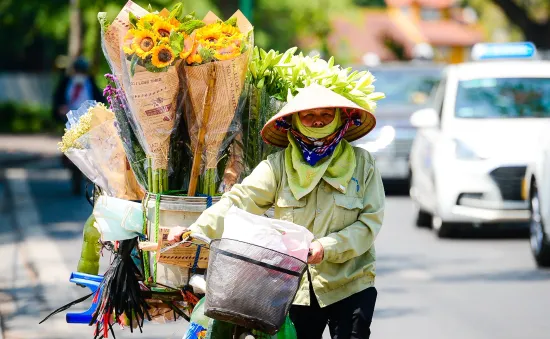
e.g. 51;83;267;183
132;30;157;58
151;44;175;68
59;105;105;152
179;34;195;60
220;23;241;38
214;43;241;61
137;13;161;30
196;23;222;44
186;53;203;65
152;20;175;38
169;17;181;27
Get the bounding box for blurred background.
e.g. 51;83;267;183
1;0;550;338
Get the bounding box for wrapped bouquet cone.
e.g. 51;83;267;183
183;11;253;195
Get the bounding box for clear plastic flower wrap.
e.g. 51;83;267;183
179;10;254;196
59;102;144;200
99;1;215;194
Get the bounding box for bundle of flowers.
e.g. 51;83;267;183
59;101;144;200
180;10;253;196
242;47;386;174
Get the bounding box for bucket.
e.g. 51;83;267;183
144;193;220;289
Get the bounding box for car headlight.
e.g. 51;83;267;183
453;139;484;160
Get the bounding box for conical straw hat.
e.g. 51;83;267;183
261;84;376;148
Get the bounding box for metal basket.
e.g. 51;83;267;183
204;239;307;334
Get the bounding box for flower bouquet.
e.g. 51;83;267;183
179;10;253;196
59;101;144;200
99;1;200;194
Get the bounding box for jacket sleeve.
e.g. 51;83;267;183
317;162;385;264
189;159;278;240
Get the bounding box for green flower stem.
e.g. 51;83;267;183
148;158;153;191
163;172;169;192
200;168;217;196
152;170;159;194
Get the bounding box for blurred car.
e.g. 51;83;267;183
352;62;443;184
523;126;550;267
409;43;550;237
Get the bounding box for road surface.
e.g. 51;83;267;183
1;137;549;339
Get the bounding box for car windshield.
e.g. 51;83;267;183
455;78;550;118
370;67;442;106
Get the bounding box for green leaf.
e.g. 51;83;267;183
130;54;139;77
147;4;153;12
257;78;265;89
170;2;183;20
181;11;196;23
129;12;138;29
169;32;184;55
145;62;168;73
178;20;205;35
225;17;238;27
143;20;153;30
199;47;215;63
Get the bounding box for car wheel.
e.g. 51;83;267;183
529;183;550;267
415;208;433;228
432;216;458;238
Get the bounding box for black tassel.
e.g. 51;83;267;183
90;238;151;338
38;292;94;324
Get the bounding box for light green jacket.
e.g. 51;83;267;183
189;147;385;307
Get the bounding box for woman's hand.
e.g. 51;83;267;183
307;241;324;264
167;226;188;244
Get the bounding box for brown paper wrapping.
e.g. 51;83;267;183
156;227;209;269
102;1;149;82
126;63;180;170
184;11;253;169
88;105;144;200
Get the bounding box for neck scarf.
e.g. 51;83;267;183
279;110;359;200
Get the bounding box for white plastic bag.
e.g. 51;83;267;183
222;206;314;262
93;195;144;241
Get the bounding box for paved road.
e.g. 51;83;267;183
1;145;549;339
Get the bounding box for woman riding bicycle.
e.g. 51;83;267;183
170;84;385;339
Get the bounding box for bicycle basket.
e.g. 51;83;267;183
204;239;307;334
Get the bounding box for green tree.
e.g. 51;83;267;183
0;0;217;74
489;0;550;48
353;0;386;7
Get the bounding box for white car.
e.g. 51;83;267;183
409;44;550;237
523;127;550;267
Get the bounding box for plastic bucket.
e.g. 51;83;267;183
144;193;220;288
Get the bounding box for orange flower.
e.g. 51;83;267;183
186;52;203;65
179;33;195;60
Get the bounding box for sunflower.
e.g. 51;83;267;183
132;30;157;58
151;44;176;68
179;34;195;60
214;43;241;61
137;13;162;30
196;23;222;44
152;20;175;38
219;23;241;38
123;30;136;55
